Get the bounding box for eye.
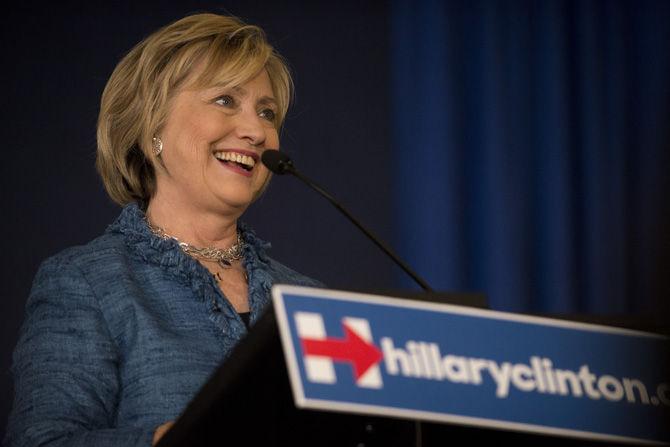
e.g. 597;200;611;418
214;95;236;107
259;108;276;122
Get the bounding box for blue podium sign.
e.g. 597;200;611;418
272;286;669;445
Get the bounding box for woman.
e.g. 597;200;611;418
6;13;321;447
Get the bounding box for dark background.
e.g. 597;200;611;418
3;0;669;442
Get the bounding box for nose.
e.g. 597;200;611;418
234;109;267;147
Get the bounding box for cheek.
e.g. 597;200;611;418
266;128;280;148
172;120;223;165
170;134;208;168
178;116;218;147
169;101;227;143
252;171;273;202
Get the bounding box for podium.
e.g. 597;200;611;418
157;287;668;447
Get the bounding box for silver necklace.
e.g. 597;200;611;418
145;217;245;269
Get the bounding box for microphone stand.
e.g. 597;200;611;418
276;159;434;293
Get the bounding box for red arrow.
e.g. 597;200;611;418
301;323;383;380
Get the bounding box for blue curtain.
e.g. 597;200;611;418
390;0;670;315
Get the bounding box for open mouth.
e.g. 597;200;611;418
213;151;257;173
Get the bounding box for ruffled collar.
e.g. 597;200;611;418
107;203;271;266
106;203;275;334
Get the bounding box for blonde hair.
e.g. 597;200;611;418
96;13;293;205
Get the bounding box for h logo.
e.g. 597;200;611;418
294;312;383;388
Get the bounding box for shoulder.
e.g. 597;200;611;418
263;256;325;288
34;232;129;284
17;236;126;374
48;231;127;262
26;227;144;325
238;221;325;288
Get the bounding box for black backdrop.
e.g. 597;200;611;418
1;1;395;439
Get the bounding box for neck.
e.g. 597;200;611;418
145;194;241;250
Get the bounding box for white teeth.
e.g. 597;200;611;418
213;151;256;168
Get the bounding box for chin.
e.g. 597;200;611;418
215;193;255;213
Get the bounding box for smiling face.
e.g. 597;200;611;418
152;68;279;217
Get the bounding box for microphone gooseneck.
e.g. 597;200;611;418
261;150;434;292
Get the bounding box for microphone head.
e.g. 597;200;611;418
261;150;294;175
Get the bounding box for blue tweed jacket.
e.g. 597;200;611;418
5;204;322;447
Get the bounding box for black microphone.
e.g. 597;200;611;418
261;150;434;292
